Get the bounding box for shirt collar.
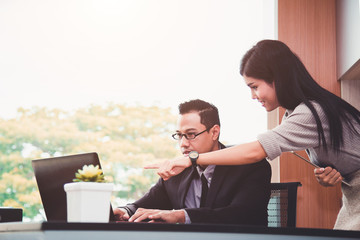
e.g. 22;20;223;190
196;164;215;183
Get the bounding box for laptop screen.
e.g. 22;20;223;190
32;152;115;222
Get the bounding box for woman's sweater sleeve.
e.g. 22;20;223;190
257;102;327;160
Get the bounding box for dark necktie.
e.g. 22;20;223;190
200;173;208;207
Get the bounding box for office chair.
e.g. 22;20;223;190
267;182;302;228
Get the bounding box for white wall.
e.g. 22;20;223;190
337;0;360;111
336;0;360;79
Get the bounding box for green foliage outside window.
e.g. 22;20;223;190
0;103;178;221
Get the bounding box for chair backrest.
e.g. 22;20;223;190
267;182;302;228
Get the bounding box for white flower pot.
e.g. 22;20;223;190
64;182;114;223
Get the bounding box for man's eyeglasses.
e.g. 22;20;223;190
172;128;209;140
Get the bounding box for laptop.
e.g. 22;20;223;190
32;152;115;222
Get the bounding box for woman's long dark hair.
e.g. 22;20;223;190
240;39;360;151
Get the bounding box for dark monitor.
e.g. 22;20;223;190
0;208;23;222
32;152;115;222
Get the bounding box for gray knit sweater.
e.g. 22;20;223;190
257;101;360;177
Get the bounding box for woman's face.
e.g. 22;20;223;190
244;76;279;112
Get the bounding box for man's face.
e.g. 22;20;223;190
176;112;219;156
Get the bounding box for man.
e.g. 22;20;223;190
114;99;271;225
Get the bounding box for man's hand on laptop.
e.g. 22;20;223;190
128;208;185;223
113;208;130;222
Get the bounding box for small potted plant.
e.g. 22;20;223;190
64;164;114;223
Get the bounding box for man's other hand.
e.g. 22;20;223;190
128;208;185;223
113;208;130;222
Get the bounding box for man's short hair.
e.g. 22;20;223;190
178;99;220;130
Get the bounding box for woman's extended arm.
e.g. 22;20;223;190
145;141;267;180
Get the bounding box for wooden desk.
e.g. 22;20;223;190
1;222;360;240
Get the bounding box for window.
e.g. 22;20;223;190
0;0;272;221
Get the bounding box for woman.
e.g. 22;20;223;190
147;40;360;230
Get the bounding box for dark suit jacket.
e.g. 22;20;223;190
124;145;271;226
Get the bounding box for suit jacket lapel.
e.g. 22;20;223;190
178;167;196;208
203;142;228;207
206;166;229;207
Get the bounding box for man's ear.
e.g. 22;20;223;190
210;125;220;140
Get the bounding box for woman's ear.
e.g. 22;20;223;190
210;125;220;140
